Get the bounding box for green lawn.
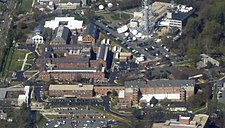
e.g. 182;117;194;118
27;52;35;59
36;112;48;128
20;0;33;13
9;50;27;71
111;13;131;21
2;47;14;77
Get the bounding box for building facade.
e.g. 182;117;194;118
49;84;94;98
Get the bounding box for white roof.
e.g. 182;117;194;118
32;34;43;39
117;25;128;34
44;17;83;30
18;95;27;101
140;93;180;102
118;90;125;98
78;36;83;41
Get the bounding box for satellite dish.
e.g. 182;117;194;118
136;33;142;38
107;3;113;8
99;5;104;10
124;32;129;37
132;30;138;35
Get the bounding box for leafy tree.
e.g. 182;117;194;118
112;89;118;96
132;109;143;119
159;98;171;107
140;102;147;108
83;8;96;23
206;61;213;69
150;96;158;107
187;93;206;109
0;3;7;12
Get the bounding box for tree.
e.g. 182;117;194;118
187;93;206;109
150;96;158;107
112;89;118;96
206;61;213;69
132;109;143;119
83;8;95;23
145;70;152;80
17;22;27;29
0;3;7;12
159;98;171;107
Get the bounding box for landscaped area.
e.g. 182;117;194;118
9;49;27;72
2;48;27;77
20;0;33;13
36;112;48;128
111;12;131;21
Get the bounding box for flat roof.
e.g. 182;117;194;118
44;17;83;30
0;88;24;99
49;84;94;91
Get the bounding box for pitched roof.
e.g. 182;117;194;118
84;23;99;39
125;79;196;88
36;56;89;64
51;25;71;44
97;44;108;61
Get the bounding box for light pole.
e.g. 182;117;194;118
116;3;121;19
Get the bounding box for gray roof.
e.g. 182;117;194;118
0;88;24;99
51;25;71;44
51;44;83;51
51;57;89;63
170;101;187;107
60;0;80;3
97;44;108;61
36;57;89;64
52;67;97;70
172;9;195;21
125;79;195;88
0;0;6;3
85;23;99;39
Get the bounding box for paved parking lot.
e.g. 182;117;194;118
93;20;171;61
53;107;100;115
46;117;110;128
51;99;102;106
50;96;110;112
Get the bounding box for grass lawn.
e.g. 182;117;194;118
36;112;48;128
20;0;33;13
111;13;131;21
9;50;27;71
2;47;14;77
27;52;35;59
175;60;196;69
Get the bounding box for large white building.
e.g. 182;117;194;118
44;17;83;31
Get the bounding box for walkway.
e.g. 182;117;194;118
21;52;32;71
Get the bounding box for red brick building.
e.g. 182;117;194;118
38;68;105;82
48;84;94;98
94;86;125;95
125;79;195;102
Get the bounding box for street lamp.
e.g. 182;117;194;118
116;3;121;19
